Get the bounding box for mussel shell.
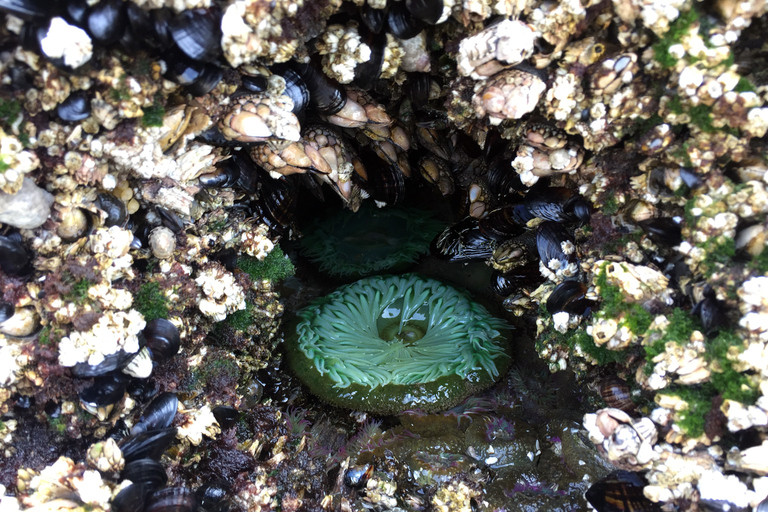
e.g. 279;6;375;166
293;61;346;115
80;371;131;407
585;470;660;512
279;69;310;114
112;483;149;512
71;349;139;378
121;458;168;493
96;193;127;227
406;0;443;24
213;249;238;272
65;0;89;26
491;261;544;296
131;392;178;435
431;216;497;262
253;173;297;233
149;7;174;48
405;72;432;105
598;375;635;413
212;405;239;429
87;0;127;45
155;207;185;234
524;187;587;223
125;3;155;44
692;296;728;337
168;8;222;62
169;58;223;96
199;165;239;189
478;205;528;242
536;221;576;268
360;4;386;34
143;318;181;365
344;464;374;488
57;91;91;122
145;487;198;512
387;1;424;39
240;74;268;92
120;427;178;462
0;0;50;18
679;167;703;189
0;302;14;323
0;306;40;338
364;163;405;204
486;159;527;202
638;217;682;247
195;481;229;510
0;234;32;277
353;27;385;90
546;280;593;315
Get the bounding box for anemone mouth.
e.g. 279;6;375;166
299;203;444;278
287;274;511;413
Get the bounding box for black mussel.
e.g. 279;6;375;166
0;302;14;323
155;207;185;234
638;217;682;247
478;205;529;241
360;4;386;34
143;318;181;365
212;405;239;429
195;481;229;512
758;497;768;512
354;31;385;90
387;1;424;39
0;0;50;18
292;61;347;115
279;68;310;114
71;349;138;378
145;487;198;512
546;280;593;315
121;458;168;493
598;375;635;413
119;23;144;52
692;292;728;337
585;470;660;512
80;372;130;420
169;58;223;97
679;167;703;189
120;427;178;462
525;187;590;223
213;249;238;272
405;72;432;105
96;193;127;227
492;231;538;272
0;234;32;276
491;261;544;296
87;0;127;45
241;74;268;92
125;3;155;44
65;0;88;26
406;0;443;24
363;162;405;204
536;221;577;270
150;7;174;48
0;306;40;338
344;464;374;488
199;164;239;189
253;173;297;233
19;21;46;56
432;217;497;262
106;419;131;442
486;159;527;202
57;91;91;122
112;483;149;512
168;8;222;63
131;392;178;435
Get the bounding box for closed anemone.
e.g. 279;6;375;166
286;274;511;414
299;203;444;278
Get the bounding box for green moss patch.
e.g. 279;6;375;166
652;9;699;68
134;281;169;322
237;246;295;283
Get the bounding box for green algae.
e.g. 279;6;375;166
237;245;295;283
134;281;169;322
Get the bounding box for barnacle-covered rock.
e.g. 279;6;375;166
471;69;546;125
457;20;536;79
584;408;658;469
57;309;146;368
176;404;221;446
195;263;246;322
316;23;371;84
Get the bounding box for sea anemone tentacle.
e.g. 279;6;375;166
286;274;512;413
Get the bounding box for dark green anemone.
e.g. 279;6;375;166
299;203;444;278
286;274;511;414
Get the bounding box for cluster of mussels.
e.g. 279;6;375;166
2;0;768;509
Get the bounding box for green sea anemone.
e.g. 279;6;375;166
286;274;511;414
299;203;444;278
